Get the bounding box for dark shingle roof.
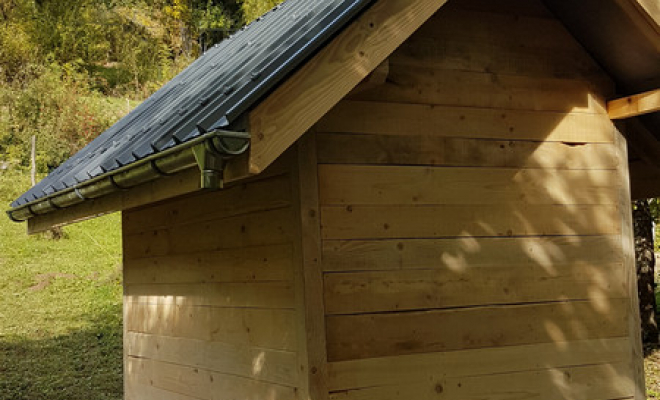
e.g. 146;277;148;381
11;0;374;208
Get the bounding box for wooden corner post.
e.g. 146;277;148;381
291;132;329;400
615;126;647;400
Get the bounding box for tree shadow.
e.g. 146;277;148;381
0;304;123;400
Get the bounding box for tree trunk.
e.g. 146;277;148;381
633;199;659;344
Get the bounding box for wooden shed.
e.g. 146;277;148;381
8;0;660;399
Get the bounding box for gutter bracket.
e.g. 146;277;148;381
193;131;250;190
6;210;21;223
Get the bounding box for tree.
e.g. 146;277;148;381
634;198;659;344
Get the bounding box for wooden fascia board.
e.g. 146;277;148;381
24;151;282;234
608;89;660;120
247;0;450;174
26;167;202;234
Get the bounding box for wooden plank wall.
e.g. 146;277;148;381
314;0;642;399
121;155;305;400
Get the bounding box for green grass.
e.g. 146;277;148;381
0;170;123;400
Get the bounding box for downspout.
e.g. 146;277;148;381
7;130;250;222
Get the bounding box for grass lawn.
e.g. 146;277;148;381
647;345;660;399
0;170;123;400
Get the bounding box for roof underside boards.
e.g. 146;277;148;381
542;0;660;141
11;0;375;208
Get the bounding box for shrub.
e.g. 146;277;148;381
0;64;124;172
240;0;284;23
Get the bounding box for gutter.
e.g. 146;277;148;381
7;130;250;223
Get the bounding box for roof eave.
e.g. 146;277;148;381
7;130;250;233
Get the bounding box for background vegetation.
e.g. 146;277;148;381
0;0;283;172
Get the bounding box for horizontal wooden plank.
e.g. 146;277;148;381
326;299;629;361
126;332;299;387
327;337;632;390
390;39;612;95
348;67;608;114
442;0;556;18
125;303;296;351
126;379;202;400
126;357;299;400
391;8;612;89
322;235;623;272
324;262;625;314
123;173;292;235
419;6;581;52
318;165;618;206
208;368;299;400
126;356;211;400
608;88;660;119
320;204;620;240
317;101;614;143
124;244;294;285
123;207;293;258
329;362;634;400
125;281;294;309
316;133;619;170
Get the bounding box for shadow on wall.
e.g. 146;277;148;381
0;305;123;400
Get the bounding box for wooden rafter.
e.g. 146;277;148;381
608;88;660;120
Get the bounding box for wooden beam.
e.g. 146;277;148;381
248;0;450;174
291;133;329;400
608;88;660;119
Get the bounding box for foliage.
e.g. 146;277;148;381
647;343;660;400
240;0;283;23
0;170;122;400
0;64;131;171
